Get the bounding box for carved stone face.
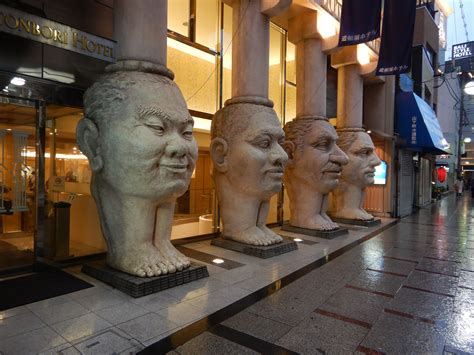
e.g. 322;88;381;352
225;110;288;197
97;79;198;200
288;120;348;194
340;132;381;188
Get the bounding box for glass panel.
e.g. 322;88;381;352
285;83;297;124
45;105;105;259
286;41;296;84
222;3;233;104
168;0;191;37
269;25;283;121
196;0;219;50
0;99;36;271
167;38;218;114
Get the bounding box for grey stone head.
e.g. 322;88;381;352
77;70;198;201
283;117;348;194
337;129;381;188
210;102;288;197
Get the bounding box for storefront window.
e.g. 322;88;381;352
168;0;191;38
168;39;218;114
285;41;297;124
45;106;105;258
196;0;219;50
0;99;36;271
222;3;233;105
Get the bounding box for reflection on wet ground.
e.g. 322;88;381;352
175;194;474;354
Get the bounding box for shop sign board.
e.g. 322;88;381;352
0;4;116;63
52;176;65;192
452;41;474;60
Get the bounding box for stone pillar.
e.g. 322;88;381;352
210;0;290;246
114;0;167;66
329;49;381;222
283;11;348;232
296;38;327;117
77;0;198;277
337;64;363;129
232;0;269;99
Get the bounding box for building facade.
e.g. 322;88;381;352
0;0;450;273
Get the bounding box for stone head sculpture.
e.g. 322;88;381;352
211;99;288;245
283;117;348;230
331;129;381;221
77;66;198;277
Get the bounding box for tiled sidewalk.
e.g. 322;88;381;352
0;217;395;354
173;195;474;355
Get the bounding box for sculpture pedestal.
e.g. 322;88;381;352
282;223;348;239
329;217;382;227
82;261;209;298
211;236;297;259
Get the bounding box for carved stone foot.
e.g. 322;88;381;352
226;226;275;246
107;243;172;277
259;225;283;244
333;208;374;221
321;213;340;230
153;240;191;272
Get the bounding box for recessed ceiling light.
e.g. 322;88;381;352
294;238;303;242
6;128;12;131
10;77;25;86
212;258;224;264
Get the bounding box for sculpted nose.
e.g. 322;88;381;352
272;144;289;166
331;145;349;166
166;137;187;158
371;153;382;167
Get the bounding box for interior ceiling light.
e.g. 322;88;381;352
317;11;337;39
10;77;25;86
465;81;474;96
294;238;303;242
464;137;472;143
212;258;224;264
357;44;371;65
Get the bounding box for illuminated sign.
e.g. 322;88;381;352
452;41;474;60
0;4;116;62
374;160;387;185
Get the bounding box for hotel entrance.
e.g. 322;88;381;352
0;97;37;272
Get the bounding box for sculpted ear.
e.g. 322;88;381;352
76;118;104;172
282;141;296;161
210;137;228;173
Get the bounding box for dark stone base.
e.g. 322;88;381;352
81;261;209;298
330;217;382;227
211;236;297;259
281;223;348;239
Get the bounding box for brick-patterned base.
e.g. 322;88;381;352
282;223;349;239
82;261;209;298
211;237;297;259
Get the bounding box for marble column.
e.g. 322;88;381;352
210;0;289;246
330;52;381;221
77;0;198;277
283;12;348;231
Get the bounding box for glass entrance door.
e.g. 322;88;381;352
0;97;37;272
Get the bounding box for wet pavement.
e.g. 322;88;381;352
172;195;474;355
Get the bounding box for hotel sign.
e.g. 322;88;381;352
452;41;474;60
0;4;116;63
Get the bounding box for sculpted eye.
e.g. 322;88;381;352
183;130;193;140
313;140;330;150
257;139;271;149
146;124;165;135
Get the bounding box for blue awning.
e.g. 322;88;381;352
396;91;450;154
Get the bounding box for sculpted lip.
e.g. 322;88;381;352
161;163;188;173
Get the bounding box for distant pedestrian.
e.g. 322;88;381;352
455;177;464;198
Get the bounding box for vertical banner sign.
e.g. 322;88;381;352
376;0;416;75
338;0;382;46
